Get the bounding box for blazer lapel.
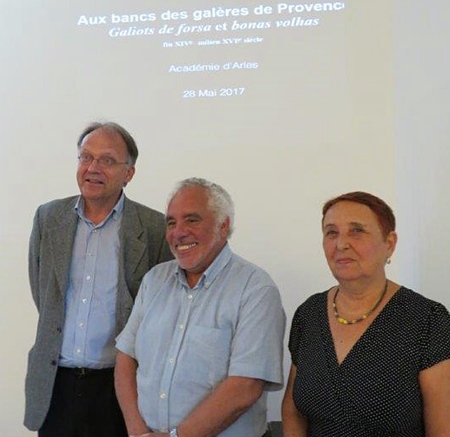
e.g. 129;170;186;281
48;201;79;295
121;198;147;287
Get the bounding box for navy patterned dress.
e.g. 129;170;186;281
288;287;450;436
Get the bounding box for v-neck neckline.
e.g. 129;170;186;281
321;287;404;369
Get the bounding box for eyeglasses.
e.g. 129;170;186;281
78;153;129;168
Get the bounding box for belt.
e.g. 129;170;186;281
58;366;114;378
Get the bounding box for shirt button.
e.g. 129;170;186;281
179;324;184;330
79;322;84;328
82;298;87;303
86;275;91;281
76;348;81;354
169;358;175;364
187;294;193;300
160;392;166;399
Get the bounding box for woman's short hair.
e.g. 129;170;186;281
322;191;396;238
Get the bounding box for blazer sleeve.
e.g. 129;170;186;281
28;206;42;310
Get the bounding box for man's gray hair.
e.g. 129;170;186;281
77;121;139;165
168;177;235;237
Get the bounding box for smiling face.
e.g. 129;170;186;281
322;201;397;286
76;128;135;211
166;186;229;286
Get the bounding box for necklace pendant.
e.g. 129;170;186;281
337;317;349;325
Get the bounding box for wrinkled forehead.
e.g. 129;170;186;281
79;128;127;154
167;186;211;215
322;201;379;227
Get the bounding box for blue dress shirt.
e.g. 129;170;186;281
59;194;124;368
116;243;286;437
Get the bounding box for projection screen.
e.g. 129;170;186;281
2;0;449;435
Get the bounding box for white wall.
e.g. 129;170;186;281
1;1;449;435
394;1;450;306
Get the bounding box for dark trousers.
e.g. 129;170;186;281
39;367;127;437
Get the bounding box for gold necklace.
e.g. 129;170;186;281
333;280;388;325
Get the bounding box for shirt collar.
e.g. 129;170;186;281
176;242;233;290
75;192;125;225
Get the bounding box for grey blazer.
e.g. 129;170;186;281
24;195;173;431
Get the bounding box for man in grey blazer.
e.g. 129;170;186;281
24;121;173;436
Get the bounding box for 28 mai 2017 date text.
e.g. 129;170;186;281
182;87;245;98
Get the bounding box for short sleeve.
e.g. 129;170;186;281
420;302;450;370
287;293;326;367
288;305;303;367
228;283;286;391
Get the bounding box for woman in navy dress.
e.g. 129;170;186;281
282;192;450;436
